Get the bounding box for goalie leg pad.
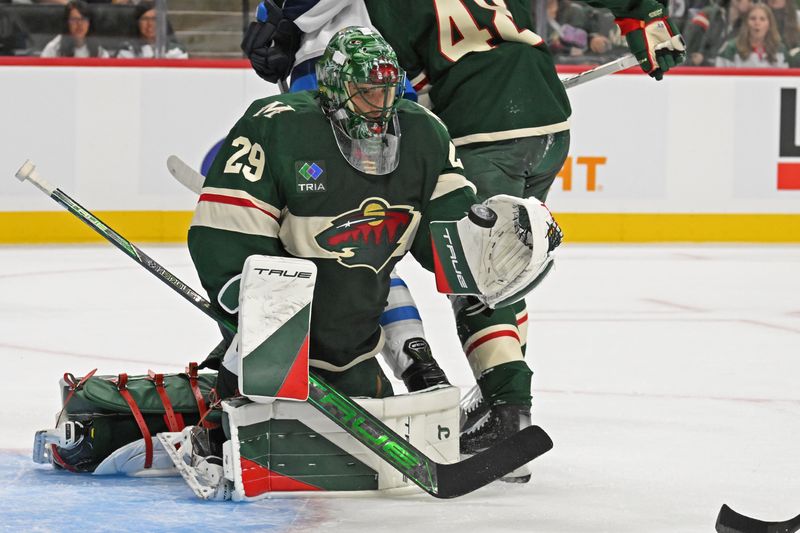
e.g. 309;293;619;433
169;388;460;501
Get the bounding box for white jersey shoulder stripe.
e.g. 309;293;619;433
191;188;280;237
198;187;280;220
453;121;570;147
430;172;476;201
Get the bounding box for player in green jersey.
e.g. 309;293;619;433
190;27;561;408
240;0;684;483
362;0;684;469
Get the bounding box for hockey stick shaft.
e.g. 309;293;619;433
15;160;551;498
14;161;234;331
561;53;639;90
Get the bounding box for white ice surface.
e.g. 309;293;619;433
1;244;798;532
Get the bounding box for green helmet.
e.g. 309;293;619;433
316;26;406;175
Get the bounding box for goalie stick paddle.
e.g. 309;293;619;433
14;160;553;499
716;504;800;533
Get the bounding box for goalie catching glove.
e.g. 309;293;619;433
615;0;686;80
431;195;562;309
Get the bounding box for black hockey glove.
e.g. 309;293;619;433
241;0;302;84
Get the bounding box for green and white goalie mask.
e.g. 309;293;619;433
316;26;406;175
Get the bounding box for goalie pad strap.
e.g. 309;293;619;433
50;445;79;473
147;370;184;433
61;368;98;410
187;362;217;429
115;373;153;469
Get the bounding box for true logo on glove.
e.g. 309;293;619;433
443;228;469;289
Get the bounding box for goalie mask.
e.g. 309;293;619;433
316;26;406;175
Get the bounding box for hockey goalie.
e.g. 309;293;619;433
32;27;560;500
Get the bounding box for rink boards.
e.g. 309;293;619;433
0;59;799;243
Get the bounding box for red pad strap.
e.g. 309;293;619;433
147;370;183;432
62;368;98;408
116;373;153;469
186;362;217;429
50;446;78;473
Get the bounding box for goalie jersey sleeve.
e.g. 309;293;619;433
188;99;287;321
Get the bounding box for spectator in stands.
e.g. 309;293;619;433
40;0;109;57
545;0;592;61
684;0;752;66
716;3;788;66
581;7;632;62
115;1;187;58
0;7;28;54
767;0;799;50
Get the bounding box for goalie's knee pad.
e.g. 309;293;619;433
34;366;219;475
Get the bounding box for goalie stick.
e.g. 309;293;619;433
716;504;800;533
13;160;553;499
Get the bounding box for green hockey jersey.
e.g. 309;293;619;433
364;0;666;146
188;91;478;370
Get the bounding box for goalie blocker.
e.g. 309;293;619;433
431;195;563;309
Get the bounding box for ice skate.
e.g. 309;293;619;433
460;404;533;483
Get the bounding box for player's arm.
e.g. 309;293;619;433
580;0;686;79
188;106;287;322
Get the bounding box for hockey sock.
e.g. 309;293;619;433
381;273;428;378
476;361;533;408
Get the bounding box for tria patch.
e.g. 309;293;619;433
295;161;327;193
315;198;418;273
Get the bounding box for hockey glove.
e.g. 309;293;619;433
615;1;686;80
431;195;563;309
241;0;302;84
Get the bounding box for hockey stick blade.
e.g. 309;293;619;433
436;425;552;499
14;159;553;498
716;504;800;533
167;155;203;194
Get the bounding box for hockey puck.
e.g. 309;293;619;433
468;204;497;228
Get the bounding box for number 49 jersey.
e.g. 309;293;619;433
365;0;571;146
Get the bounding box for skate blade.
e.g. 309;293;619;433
500;463;531;483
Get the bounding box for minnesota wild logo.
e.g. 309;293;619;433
315;198;418;272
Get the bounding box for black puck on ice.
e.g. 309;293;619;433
468;204;497;228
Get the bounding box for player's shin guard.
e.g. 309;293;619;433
381;272;449;392
452;296;530;406
453;296;534;482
